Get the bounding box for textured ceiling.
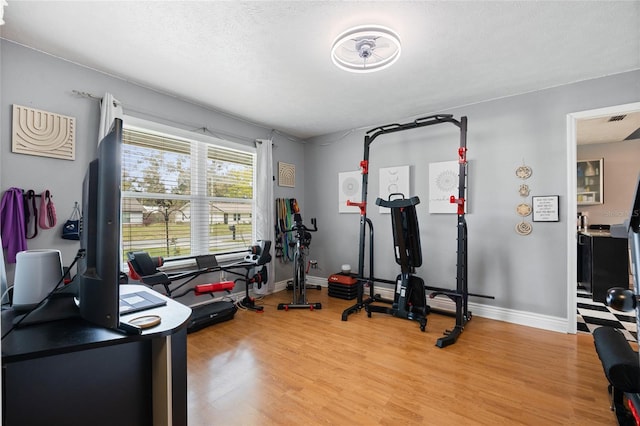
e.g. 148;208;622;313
1;1;639;140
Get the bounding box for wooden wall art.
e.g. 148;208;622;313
278;162;295;187
12;104;75;160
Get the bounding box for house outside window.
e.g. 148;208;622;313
121;117;256;260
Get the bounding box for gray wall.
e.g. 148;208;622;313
0;40;304;286
577;140;640;226
304;70;640;320
2;38;640;323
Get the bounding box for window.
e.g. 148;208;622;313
121;117;256;261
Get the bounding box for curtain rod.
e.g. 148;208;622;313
72;90;120;107
71;89;276;145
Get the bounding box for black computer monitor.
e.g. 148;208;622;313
15;118;123;330
76;118;123;329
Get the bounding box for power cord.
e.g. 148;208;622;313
1;249;85;341
1;285;14;308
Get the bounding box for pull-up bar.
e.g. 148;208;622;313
365;114;463;142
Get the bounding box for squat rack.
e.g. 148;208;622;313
342;114;493;347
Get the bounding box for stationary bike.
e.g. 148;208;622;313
277;213;322;310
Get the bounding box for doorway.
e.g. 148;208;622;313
566;102;640;334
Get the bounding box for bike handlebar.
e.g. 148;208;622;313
284;214;318;234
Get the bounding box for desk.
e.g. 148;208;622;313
2;285;192;426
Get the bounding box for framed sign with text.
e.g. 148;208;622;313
532;196;559;222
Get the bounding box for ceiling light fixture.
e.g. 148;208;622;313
331;25;401;73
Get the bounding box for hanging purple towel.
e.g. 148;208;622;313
0;187;27;263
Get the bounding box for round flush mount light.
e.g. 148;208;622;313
331;25;402;73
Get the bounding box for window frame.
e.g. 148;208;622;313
121;115;257;263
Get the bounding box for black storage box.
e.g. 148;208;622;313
328;284;358;300
187;300;237;333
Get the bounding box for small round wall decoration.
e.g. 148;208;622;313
516;221;532;236
515;165;532;179
516;203;532;217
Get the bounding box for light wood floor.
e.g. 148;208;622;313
186;289;617;425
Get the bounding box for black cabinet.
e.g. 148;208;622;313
577;232;629;302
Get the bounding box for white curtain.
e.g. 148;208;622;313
254;139;275;294
98;92;123;143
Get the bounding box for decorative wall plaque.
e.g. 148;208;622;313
278;162;295;187
12;104;76;160
515;222;532;236
532;195;560;222
516;203;532;217
515;165;532;179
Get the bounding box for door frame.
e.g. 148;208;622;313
566;102;640;333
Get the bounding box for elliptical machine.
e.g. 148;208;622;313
365;194;428;331
277;213;322;311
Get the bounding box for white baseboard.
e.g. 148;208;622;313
274;275;327;291
306;275;328;287
264;276;569;335
274;279;289;292
369;285;568;334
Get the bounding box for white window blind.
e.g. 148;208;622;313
121;120;255;260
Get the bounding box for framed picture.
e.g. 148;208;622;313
532;196;559;222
